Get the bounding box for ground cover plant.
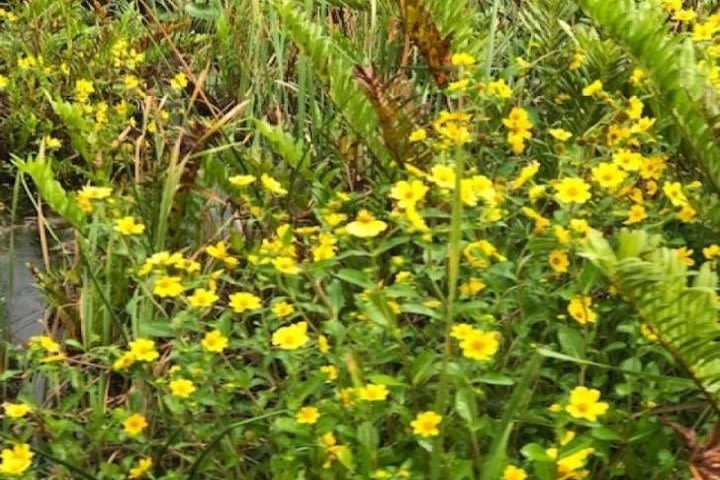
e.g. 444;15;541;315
3;0;720;478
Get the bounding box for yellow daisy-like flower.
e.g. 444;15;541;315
170;72;188;91
549;249;569;273
567;296;596;325
427;164;456;189
503;465;528;480
229;292;262;313
229;174;256;187
565;386;609;422
123;413;148;437
28;335;60;353
451;52;475;66
296;406;320;424
408;128;427;142
410;411;442;437
272;321;309;350
187;288;219;309
2;402;31;419
153;276;184;298
201;329;229;353
272;256;301;275
272;301;295;317
459;329;500;361
271;322;309;350
320;365;338;382
581;80;604;97
0;443;33;476
390;179;428;210
623;204;647;225
128;338;159;362
591;162;627;191
129;457;153;479
261;173;288;196
169;378;196;398
548;128;572;141
346;210;387;238
554;178;591;205
114;216;145;235
358;384;389;401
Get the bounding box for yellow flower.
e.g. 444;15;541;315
272;321;309;350
567;296;596;325
123;414;148;437
0;75;7;90
451;323;475;340
346;210;387;238
114;216;145;235
170;72;188;91
565;386;609;421
272;256;301;274
74;79;95;103
272;301;295;317
153;276;184;298
640;323;658;342
201;330;228;353
229;174;256;187
448;78;470;92
549;249;570;273
320;365;338;382
503;465;528;480
0;443;33;476
169;378;196;398
390;180;428;209
703;244;720;260
673;9;696;22
113;352;136;371
229;292;262;313
451;52;475;66
408;128;427;142
581;80;604;97
486;79;513;99
2;403;31;419
205;241;238;268
630;68;646;85
410;411;442;437
627;96;643;120
554;178;591;204
359;384;389;401
128;338;159;362
662;181;689;207
188;288;219;309
569;50;585;70
623;204;647;225
459;330;500;361
261;173;288;196
569;218;590;235
428;164;456;189
296;406;320;424
318;334;330;353
549;447;595;480
677;205;697;223
612;149;643;172
459;278;486;297
549;128;572;141
44;136;61;149
675;247;695;266
509;161;540;190
591;162;627;191
129;457;153;479
28;335;60;353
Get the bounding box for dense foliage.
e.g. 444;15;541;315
2;0;720;478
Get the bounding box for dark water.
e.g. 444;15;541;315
1;226;44;342
0;193;45;344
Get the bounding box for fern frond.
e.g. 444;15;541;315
272;0;395;166
578;0;720;192
582;230;720;414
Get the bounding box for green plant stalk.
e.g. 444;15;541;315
431;149;466;479
484;0;502;79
